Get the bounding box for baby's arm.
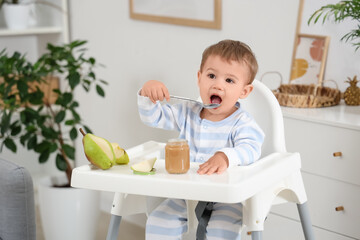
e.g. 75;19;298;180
197;152;229;175
140;80;170;103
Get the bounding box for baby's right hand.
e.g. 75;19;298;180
140;80;170;104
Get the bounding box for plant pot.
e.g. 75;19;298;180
37;176;100;240
2;3;36;29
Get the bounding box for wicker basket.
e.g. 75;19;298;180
261;72;341;108
273;84;341;108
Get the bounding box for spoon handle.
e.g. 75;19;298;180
170;95;198;104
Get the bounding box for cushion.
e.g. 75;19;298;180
0;158;36;240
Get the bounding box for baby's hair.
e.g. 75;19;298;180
200;40;258;83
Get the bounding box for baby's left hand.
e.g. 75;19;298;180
197;152;229;175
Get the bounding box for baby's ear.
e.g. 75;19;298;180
239;84;254;99
197;70;202;87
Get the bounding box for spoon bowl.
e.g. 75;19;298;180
170;95;220;109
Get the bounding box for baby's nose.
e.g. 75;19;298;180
212;81;224;90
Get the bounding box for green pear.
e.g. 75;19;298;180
131;157;157;173
111;143;130;164
80;129;115;170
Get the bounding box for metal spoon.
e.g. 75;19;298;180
170;95;220;109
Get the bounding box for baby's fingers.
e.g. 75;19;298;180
197;163;212;175
215;165;227;174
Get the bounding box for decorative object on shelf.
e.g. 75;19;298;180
0;75;59;106
262;71;341;108
344;75;360;105
0;0;64;30
273;83;341;108
308;0;360;51
1;0;36;29
129;0;222;29
0;40;108;187
290;34;330;85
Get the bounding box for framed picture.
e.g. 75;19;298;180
290;34;330;85
129;0;222;29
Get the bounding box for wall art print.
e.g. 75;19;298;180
290;34;330;85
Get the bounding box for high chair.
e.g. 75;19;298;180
185;79;315;239
71;79;315;240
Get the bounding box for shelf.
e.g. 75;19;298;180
281;102;360;131
0;26;63;36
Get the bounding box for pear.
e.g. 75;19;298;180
79;128;115;170
111;143;130;165
131;157;157;173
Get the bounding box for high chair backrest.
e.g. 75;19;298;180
241;79;286;156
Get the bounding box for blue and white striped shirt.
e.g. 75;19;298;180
138;94;265;167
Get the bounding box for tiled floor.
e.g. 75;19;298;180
36;207;145;240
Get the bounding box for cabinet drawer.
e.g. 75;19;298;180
271;172;360;239
241;213;356;240
284;117;360;185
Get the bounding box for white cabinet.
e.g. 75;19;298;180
263;103;360;239
0;0;69;61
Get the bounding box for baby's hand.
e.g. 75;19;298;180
140;80;170;104
197;152;229;175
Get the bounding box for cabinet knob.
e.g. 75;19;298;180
335;206;344;211
333;152;342;157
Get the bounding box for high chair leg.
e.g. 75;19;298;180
106;215;122;240
297;202;315;240
251;231;263;240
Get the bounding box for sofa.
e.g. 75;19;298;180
0;158;36;240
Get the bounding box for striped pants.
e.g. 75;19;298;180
146;198;243;240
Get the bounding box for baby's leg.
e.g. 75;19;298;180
146;198;188;240
206;202;243;240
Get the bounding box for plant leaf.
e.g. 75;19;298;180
34;141;51;153
70;127;77;140
55;110;66;123
62;144;75;160
27;135;37;150
68;71;80;89
56;154;67;171
39;151;50;163
29;90;44;105
4;138;16;153
83;125;92;134
96;84;105;97
62;92;73;106
17;80;28;101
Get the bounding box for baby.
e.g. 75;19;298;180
138;39;264;239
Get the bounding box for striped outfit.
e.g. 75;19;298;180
138;93;264;239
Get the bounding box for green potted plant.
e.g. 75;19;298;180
0;40;106;239
308;0;360;51
0;40;106;186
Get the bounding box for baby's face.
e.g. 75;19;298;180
197;55;253;121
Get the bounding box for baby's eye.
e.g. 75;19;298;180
226;78;234;83
208;73;216;79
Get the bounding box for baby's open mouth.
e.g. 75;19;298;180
210;95;222;104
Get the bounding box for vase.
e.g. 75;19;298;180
2;3;36;29
37;176;100;240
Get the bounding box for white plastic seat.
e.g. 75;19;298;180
71;79;315;240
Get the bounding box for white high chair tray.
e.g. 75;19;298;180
71;141;300;203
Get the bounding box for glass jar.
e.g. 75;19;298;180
165;139;190;174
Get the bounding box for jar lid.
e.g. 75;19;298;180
167;138;188;144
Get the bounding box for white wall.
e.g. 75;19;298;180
68;0;301;167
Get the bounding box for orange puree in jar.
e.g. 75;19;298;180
165;139;190;174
